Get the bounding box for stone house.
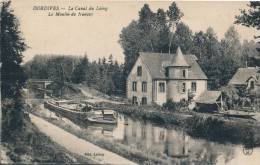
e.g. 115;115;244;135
127;47;208;105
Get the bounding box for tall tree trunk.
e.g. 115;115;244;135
168;29;174;54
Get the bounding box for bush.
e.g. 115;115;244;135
162;99;188;111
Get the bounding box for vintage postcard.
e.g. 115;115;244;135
1;0;260;164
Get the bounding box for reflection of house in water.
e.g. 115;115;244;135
165;129;189;157
112;115;125;140
123;119;153;149
87;125;115;137
88;115;235;164
122;118;189;158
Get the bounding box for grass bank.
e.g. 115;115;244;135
2;116;93;164
185;114;260;146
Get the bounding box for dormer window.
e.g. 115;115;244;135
250;81;255;89
137;66;142;76
182;70;186;78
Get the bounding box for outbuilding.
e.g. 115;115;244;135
195;91;223;112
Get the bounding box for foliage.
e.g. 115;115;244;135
185;114;260;146
1;1;28;139
120;3;258;90
25;54;125;96
171;22;193;53
119;3;183;76
167;2;184;53
235;2;260;39
166;2;183;29
221;86;240;109
71;55;89;84
162;99;188;111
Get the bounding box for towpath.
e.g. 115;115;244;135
29;114;137;165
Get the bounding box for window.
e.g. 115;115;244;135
132;81;137;91
159;131;165;141
142;97;147;105
142;82;147;92
250;81;255;89
165;68;169;77
159;82;165;93
132;96;138;105
191;82;197;92
182;82;186;93
137;66;142;76
182;70;186;78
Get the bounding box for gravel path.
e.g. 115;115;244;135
29;114;137;165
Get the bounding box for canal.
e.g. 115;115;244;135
40;106;260;165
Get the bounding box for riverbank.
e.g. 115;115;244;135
32;102;260;165
29;113;137;165
31;105;191;165
100;102;260;147
1;117;92;164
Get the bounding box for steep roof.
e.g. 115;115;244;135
196;91;221;104
171;47;189;67
139;52;207;80
228;67;258;86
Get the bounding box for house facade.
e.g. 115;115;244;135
127;47;208;105
229;67;260;97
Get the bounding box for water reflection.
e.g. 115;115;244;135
42;107;260;165
85;113;260;165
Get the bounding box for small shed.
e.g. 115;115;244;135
195;91;223;112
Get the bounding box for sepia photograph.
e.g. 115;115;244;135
1;0;260;164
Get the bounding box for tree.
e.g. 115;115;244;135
153;8;169;52
71;55;89;84
166;2;183;53
171;22;193;53
235;2;260;39
119;3;184;76
204;27;221;59
221;26;242;64
240;40;259;67
1;1;28;139
192;31;207;59
119;20;143;76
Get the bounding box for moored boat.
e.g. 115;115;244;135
44;100;117;124
44;100;89;122
87;109;117;124
218;110;255;119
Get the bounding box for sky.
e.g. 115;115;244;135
10;0;259;63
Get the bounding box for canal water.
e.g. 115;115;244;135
42;107;260;165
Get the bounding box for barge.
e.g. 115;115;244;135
44;100;117;124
